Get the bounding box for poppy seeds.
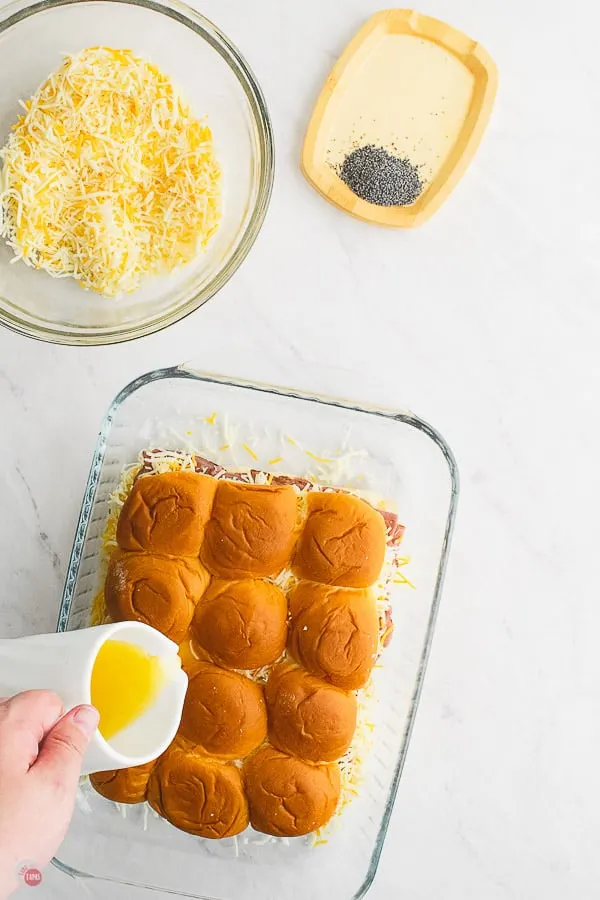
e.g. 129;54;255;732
338;144;423;207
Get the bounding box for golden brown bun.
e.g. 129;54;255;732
89;761;155;804
244;746;340;837
191;579;287;670
117;472;216;556
147;744;248;838
179;663;267;760
105;551;210;643
293;492;386;588
201;482;297;578
265;663;356;763
288;582;379;690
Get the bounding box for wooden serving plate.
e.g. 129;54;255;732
301;9;498;228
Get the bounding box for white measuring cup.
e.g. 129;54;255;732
0;621;188;775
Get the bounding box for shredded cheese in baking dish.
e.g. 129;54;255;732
0;47;221;297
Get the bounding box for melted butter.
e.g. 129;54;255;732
178;637;211;672
177;637;199;671
91;639;167;740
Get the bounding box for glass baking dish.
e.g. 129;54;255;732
55;366;458;900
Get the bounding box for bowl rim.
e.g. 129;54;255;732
0;0;275;346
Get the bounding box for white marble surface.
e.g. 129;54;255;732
1;0;600;897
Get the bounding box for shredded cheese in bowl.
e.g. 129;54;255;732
0;47;221;297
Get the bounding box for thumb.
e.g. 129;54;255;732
33;705;99;784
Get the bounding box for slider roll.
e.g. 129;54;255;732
289;581;379;690
147;744;249;838
202;482;297;578
90;760;155;803
105;550;209;643
191;578;288;670
265;663;357;763
293;491;386;588
178;663;267;760
117;472;217;556
244;745;341;837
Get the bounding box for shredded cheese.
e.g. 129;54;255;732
242;443;258;461
0;47;221;297
305;449;332;464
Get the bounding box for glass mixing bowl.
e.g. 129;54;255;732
0;0;274;344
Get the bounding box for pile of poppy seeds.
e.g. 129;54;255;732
337;144;423;207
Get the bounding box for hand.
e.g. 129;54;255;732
0;691;99;899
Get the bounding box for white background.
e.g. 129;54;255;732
1;0;599;897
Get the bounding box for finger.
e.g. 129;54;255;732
0;690;64;772
33;705;99;788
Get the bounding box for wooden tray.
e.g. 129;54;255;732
301;9;498;228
